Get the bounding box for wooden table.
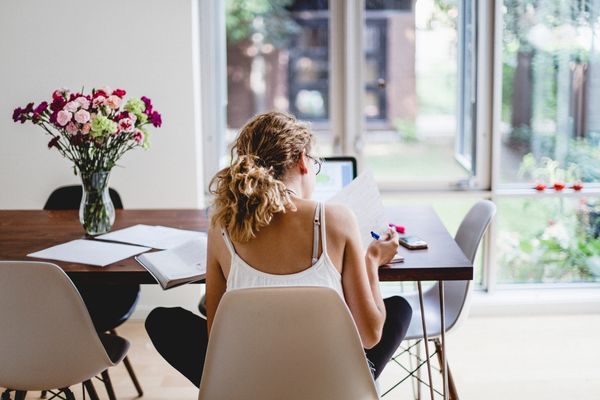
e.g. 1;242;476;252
0;206;471;284
0;206;471;400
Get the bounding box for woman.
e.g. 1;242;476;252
145;111;412;386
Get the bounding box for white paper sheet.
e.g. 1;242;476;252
96;224;204;249
27;239;150;267
327;169;388;250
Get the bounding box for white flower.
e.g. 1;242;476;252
64;101;79;113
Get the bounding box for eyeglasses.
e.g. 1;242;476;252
307;155;323;175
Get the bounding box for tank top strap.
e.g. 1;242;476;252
319;202;327;251
220;228;236;256
312;202;321;264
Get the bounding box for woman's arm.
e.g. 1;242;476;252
332;205;398;348
206;226;227;335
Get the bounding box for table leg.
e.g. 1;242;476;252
417;281;434;400
439;281;448;400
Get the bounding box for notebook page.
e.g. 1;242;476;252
142;235;207;279
327;170;387;250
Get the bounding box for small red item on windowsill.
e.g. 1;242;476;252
534;183;547;191
572;182;584;191
553;182;566;191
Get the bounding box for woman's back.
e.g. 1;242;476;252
217;200;345;297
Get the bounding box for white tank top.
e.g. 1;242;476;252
222;202;344;298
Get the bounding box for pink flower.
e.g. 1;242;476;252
133;129;144;143
106;95;122;109
64;101;79;113
92;96;106;108
66;122;78;135
56;110;72;126
74;109;90;124
75;96;90;110
82;123;91;134
118;117;135;133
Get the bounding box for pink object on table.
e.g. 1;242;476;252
388;223;405;234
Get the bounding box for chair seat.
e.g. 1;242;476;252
402;291;445;340
99;333;129;365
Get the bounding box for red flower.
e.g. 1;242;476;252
553;182;565;191
93;89;109;99
572;183;584;191
141;96;153;115
534;183;546;191
34;101;48;114
112;88;126;97
12;107;23;123
150;111;162;127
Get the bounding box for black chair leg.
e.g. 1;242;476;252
40;390;47;399
110;329;144;397
83;380;100;400
123;355;144;397
1;390;11;400
61;388;75;400
101;370;117;400
14;391;26;400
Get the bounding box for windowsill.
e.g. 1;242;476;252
469;287;600;316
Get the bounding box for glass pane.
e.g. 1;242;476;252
225;0;332;158
499;1;600;186
362;0;471;184
497;196;600;284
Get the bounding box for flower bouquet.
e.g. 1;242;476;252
13;87;162;235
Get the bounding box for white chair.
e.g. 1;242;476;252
400;200;496;399
198;286;380;400
0;261;129;400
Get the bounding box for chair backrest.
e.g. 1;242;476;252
441;200;496;331
44;185;123;210
0;261;116;391
198;287;379;400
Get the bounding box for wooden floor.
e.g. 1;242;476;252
7;314;600;399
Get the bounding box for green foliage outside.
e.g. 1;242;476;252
225;0;300;47
498;197;600;283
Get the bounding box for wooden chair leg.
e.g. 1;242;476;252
101;370;117;400
14;391;26;400
123;355;144;397
434;339;459;400
83;380;100;400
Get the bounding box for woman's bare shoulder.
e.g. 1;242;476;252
324;202;358;236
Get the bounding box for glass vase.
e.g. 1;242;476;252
79;170;115;236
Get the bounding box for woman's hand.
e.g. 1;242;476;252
366;228;399;267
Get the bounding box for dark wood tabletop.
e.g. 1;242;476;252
0;206;472;283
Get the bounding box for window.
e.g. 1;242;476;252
494;0;600;285
361;0;476;187
498;1;600;187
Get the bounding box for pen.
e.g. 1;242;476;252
370;231;380;240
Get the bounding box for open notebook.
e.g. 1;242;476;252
135;235;208;290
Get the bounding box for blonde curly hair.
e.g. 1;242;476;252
209;111;314;242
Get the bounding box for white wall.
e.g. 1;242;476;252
0;0;207;315
0;0;204;209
